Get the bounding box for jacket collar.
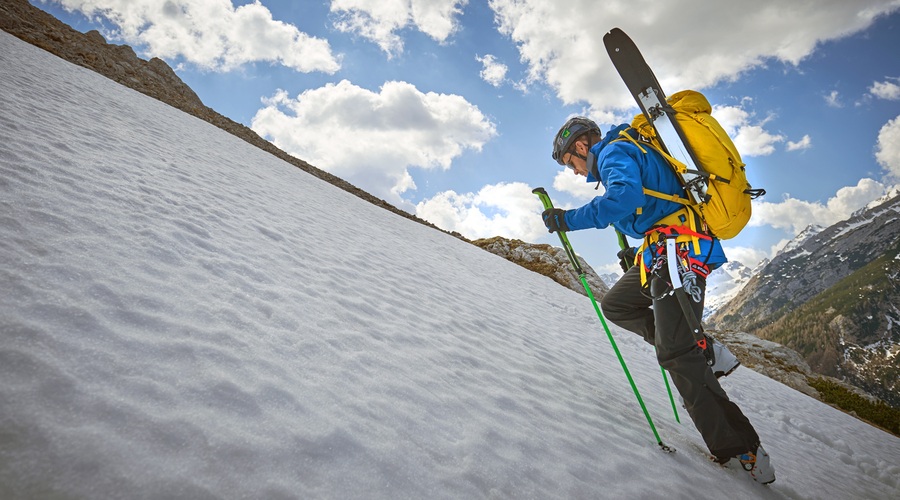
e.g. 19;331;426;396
586;123;631;183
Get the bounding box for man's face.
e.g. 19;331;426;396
562;141;589;177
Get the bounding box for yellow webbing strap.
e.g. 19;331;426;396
616;130;648;153
643;187;691;206
638;238;650;286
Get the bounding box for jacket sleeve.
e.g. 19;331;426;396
565;146;644;231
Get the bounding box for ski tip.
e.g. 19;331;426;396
531;187;547;196
603;27;632;53
603;27;627;40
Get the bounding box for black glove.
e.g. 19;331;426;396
542;208;569;233
617;246;636;273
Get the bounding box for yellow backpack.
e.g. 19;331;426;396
622;90;765;239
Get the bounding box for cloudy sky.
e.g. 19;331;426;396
32;0;900;273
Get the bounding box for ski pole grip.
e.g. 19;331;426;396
532;187;554;210
533;187;583;275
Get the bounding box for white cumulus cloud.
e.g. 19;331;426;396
488;0;900;115
749;178;888;234
721;245;771;271
477;54;508;87
251;80;496;208
824;90;842;108
414;182;547;240
712;104;785;157
330;0;467;57
553;169;603;202
876;114;900;180
49;0;341;73
732;125;785;157
786;134;812;152
870;78;900;100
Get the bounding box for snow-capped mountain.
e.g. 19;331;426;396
855;185;900;217
703;224;825;321
780;223;825;255
599;272;622;289
703;261;754;320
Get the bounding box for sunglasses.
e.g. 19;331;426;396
563;152;577;171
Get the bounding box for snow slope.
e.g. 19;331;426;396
1;31;898;499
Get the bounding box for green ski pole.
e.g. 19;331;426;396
615;230;680;424
533;187;673;453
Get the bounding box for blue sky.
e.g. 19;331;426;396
31;0;900;275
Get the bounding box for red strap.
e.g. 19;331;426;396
649;224;711;241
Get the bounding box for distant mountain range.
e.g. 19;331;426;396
710;193;900;407
704;260;755;320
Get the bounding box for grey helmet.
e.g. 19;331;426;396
552;116;601;165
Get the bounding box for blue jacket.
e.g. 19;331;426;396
564;124;727;268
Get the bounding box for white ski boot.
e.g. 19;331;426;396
726;444;776;484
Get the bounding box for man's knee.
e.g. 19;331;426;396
599;294;620;321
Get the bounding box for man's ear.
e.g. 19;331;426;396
575;139;589;155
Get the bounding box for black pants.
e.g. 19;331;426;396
600;264;760;460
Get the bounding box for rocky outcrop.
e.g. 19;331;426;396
473;236;609;297
0;1;204;115
713;330;840;399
